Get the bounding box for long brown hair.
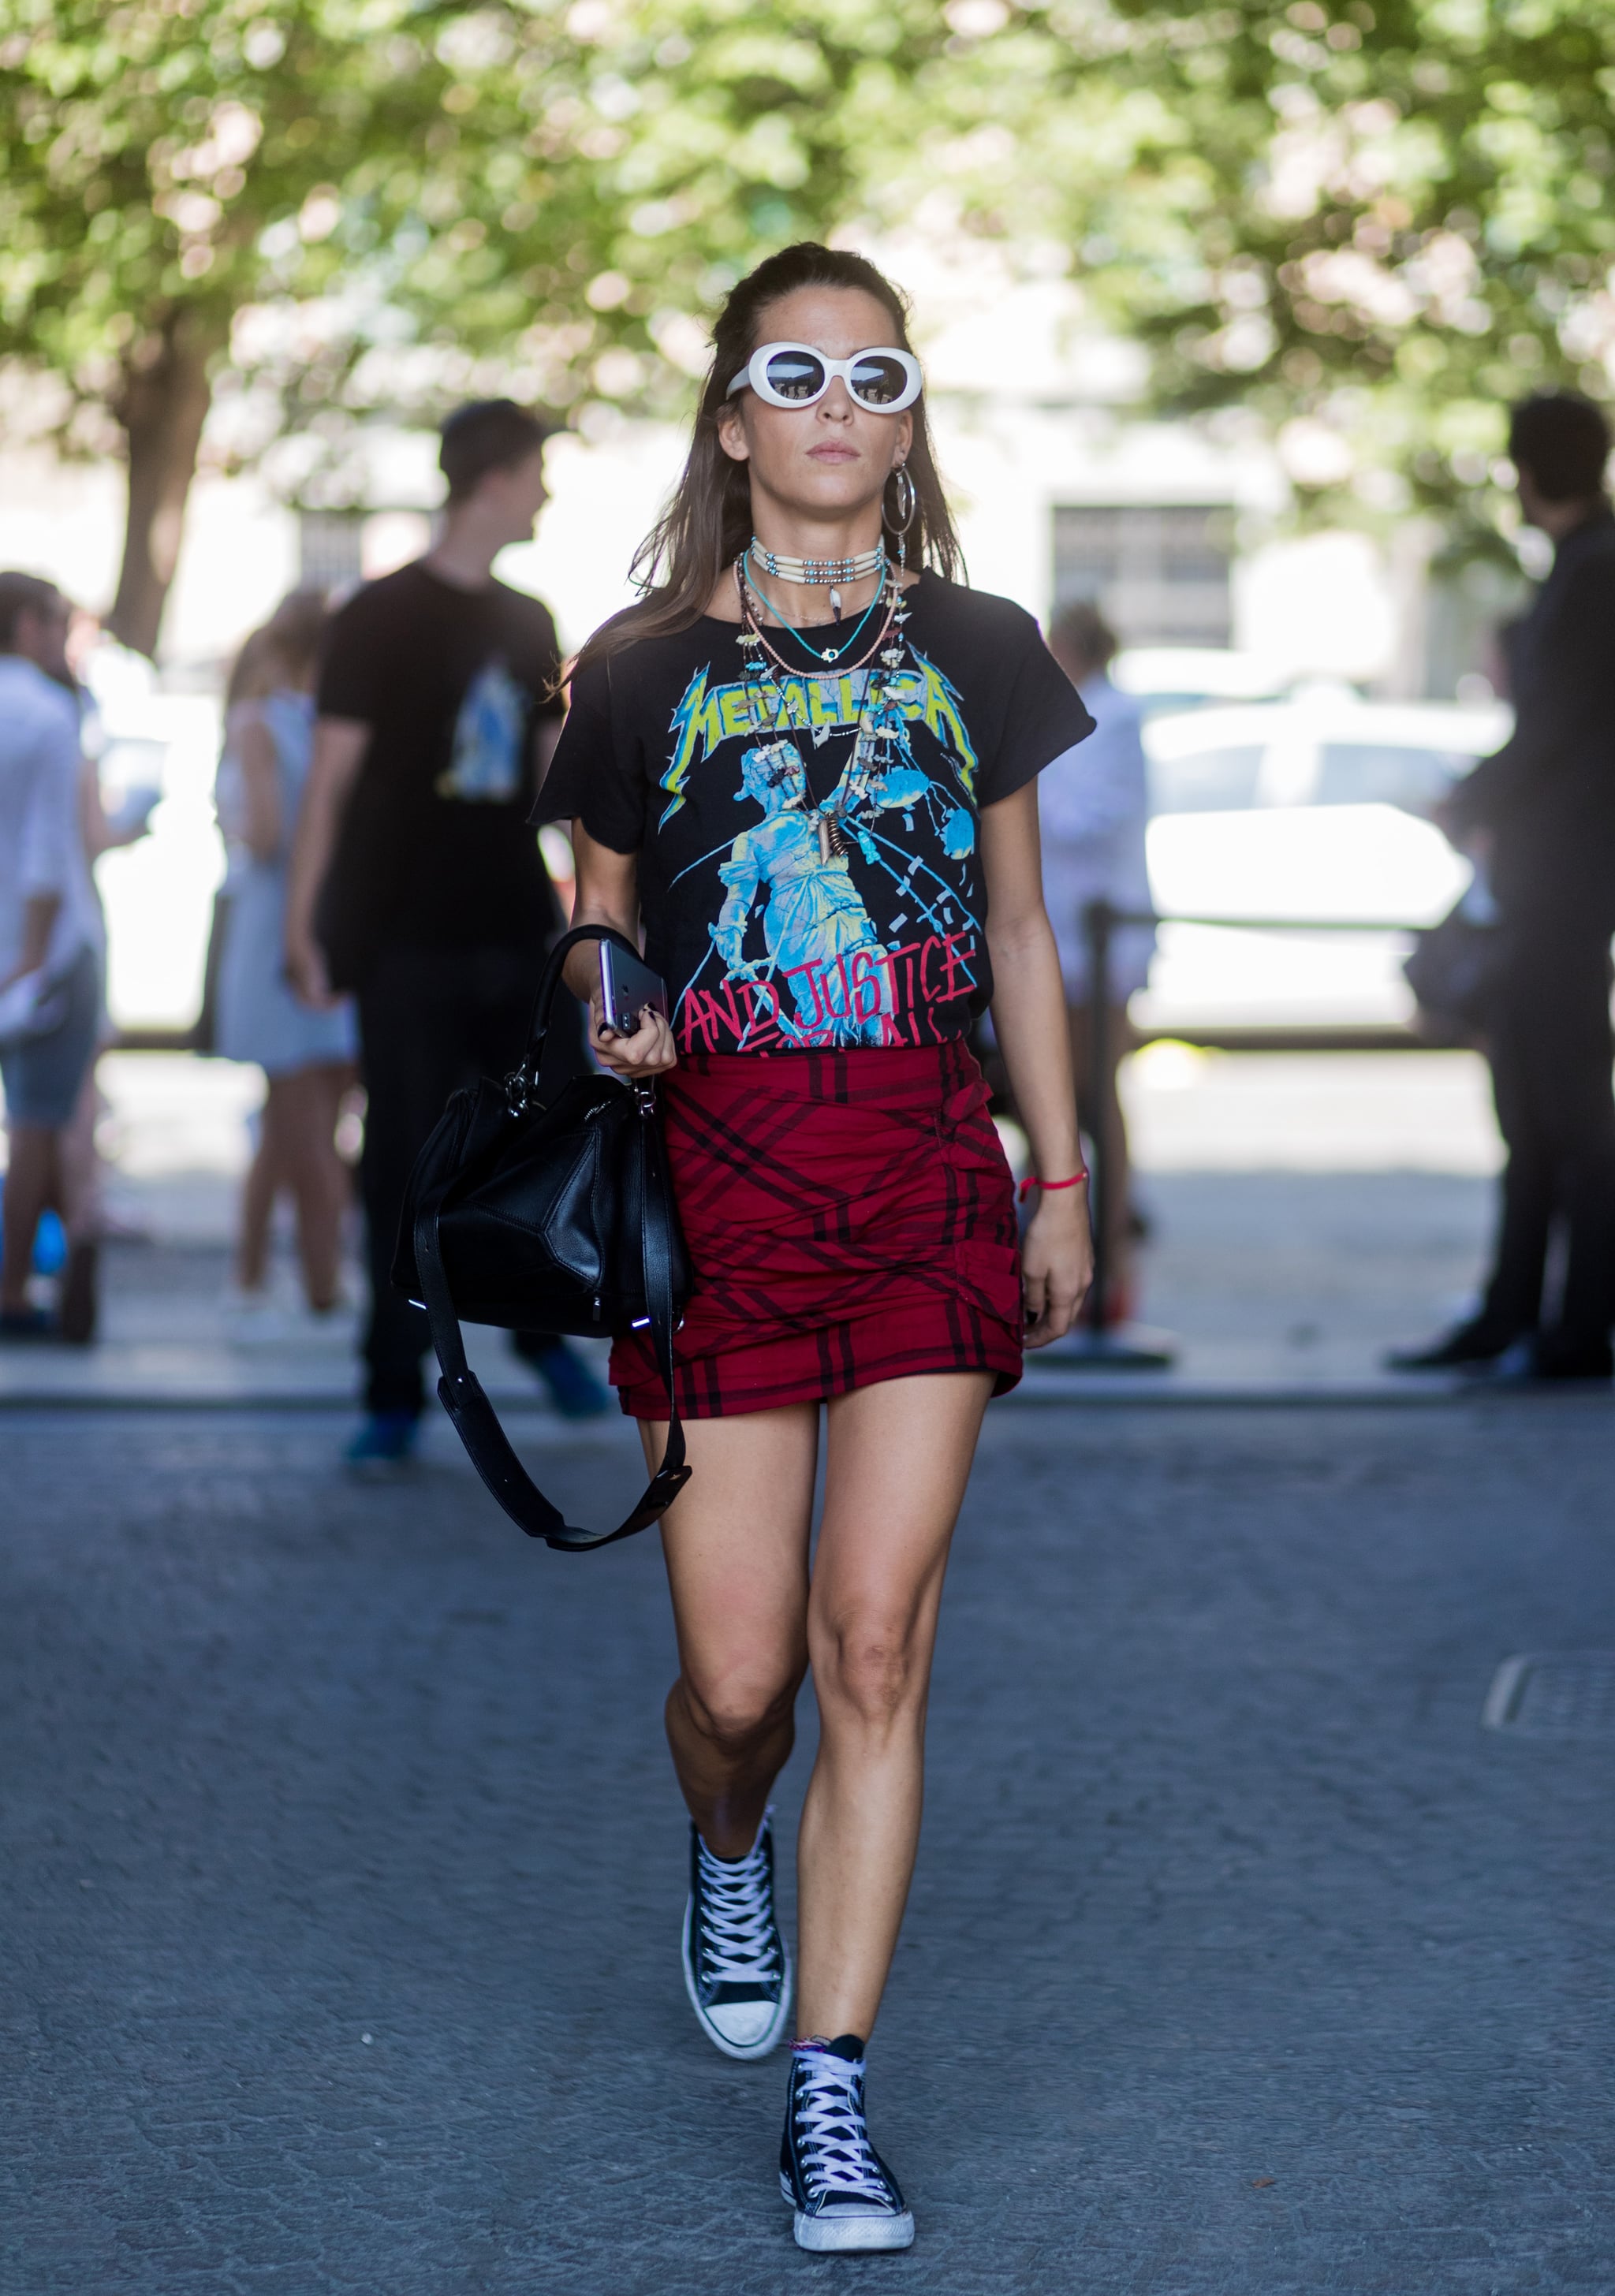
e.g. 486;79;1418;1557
224;589;328;710
573;244;963;680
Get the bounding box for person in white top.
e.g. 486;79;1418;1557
1038;601;1157;1323
0;574;105;1340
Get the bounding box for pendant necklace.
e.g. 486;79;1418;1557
748;538;886;628
734;565;912;865
743;544;888;665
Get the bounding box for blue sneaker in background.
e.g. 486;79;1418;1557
0;1187;66;1274
33;1210;67;1277
344;1411;420;1470
510;1333;613;1419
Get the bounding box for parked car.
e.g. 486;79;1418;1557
1111;646;1290;723
1130;689;1512;1035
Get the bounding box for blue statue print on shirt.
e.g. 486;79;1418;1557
710;722;976;1050
713;741;895;1049
435;658;527;801
667;639;989;1053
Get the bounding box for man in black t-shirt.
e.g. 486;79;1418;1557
286;398;603;1462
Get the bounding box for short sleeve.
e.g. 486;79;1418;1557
18;699;82;897
531;656;647;852
315;587;387;724
979;619;1095;807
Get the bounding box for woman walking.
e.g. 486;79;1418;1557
537;243;1095;2253
215;594;357;1325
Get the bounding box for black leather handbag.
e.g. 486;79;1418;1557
393;923;692;1552
1402;897;1503;1042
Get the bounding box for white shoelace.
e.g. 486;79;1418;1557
696;1828;781;1985
790;2050;893;2206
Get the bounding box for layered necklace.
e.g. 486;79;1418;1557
748;536;886;626
734;554;912;865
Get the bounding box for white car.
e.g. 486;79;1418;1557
1112;645;1290;723
1132;689;1512;1035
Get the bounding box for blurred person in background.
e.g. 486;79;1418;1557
284;398;605;1463
50;606;158;1266
0;573;103;1342
1039;600;1155;1324
214;592;360;1332
1393;391;1615;1382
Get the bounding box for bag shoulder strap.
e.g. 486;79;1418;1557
412;1088;689;1553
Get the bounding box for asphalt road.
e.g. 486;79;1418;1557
4;1401;1613;2294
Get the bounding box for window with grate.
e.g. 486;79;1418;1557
297;511;366;594
1052;505;1233;647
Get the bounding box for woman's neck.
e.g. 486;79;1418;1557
740;505;887;628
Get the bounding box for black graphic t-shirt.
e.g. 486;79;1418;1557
536;572;1093;1054
315;561;566;988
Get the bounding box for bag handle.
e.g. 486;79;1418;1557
509;920;644;1101
416;920;691;1551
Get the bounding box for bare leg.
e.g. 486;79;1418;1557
270;1063;355;1312
236;1082;281;1294
642;1403;819;1857
2;1125;60;1312
795;1370;993;2042
56;1057;106;1243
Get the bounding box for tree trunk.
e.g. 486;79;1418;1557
107;307;226;659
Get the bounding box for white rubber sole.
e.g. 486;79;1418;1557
681;1896;793;2061
780;2174;916;2252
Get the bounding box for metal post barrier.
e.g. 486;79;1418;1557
1084;896;1114;1331
1040;900;1177;1370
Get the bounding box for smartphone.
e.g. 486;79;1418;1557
599;941;669;1038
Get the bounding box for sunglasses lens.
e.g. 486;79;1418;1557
849;353;912;406
762;348;827;402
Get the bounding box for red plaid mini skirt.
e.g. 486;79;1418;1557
610;1038;1024;1419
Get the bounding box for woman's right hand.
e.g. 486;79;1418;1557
588;992;677;1079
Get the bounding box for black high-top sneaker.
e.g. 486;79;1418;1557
681;1811;792;2060
779;2035;915;2252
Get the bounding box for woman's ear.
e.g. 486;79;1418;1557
714;400;752;465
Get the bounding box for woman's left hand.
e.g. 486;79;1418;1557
1020;1187;1094;1347
587;992;678;1080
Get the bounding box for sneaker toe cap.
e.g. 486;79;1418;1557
706;1997;781;2050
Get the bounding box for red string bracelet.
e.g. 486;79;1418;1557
1018;1168;1089;1202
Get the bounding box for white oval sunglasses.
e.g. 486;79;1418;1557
726;341;923;413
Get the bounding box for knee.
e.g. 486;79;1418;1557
811;1611;926;1731
678;1665;798;1760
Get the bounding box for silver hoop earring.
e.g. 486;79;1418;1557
886;462;918;567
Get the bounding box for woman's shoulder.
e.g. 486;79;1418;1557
910;572;1047;654
573;609;732;698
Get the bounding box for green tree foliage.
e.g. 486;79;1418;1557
923;0;1615;549
0;0;954;650
4;0;1612;648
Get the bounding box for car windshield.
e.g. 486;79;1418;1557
1315;744;1473;810
1147;744;1265;815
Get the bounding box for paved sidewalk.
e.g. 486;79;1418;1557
3;1402;1612;2292
0;1046;1507;1405
0;1168;1498;1407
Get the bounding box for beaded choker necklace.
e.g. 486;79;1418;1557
748;538;886;626
748;539;886;587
